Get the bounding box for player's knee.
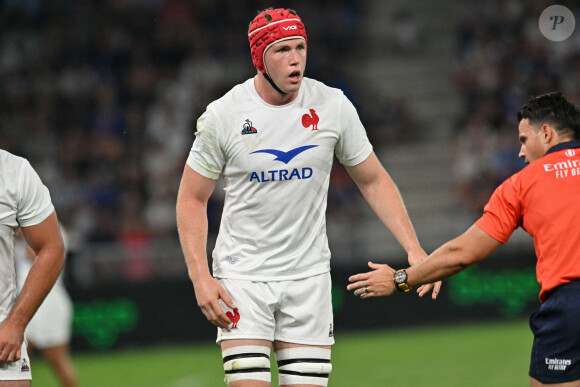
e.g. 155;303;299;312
275;347;332;387
222;345;271;385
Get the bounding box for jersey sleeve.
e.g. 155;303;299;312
335;94;373;166
187;108;225;180
475;174;522;243
17;159;54;227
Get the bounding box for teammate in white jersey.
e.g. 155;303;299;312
0;149;65;386
176;7;440;387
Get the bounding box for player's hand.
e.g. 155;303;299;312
193;275;236;329
407;250;442;300
0;318;24;363
416;281;442;299
347;261;397;298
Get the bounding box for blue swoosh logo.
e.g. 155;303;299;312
250;145;318;164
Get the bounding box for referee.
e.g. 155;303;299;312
348;92;580;386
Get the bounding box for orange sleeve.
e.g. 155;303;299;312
475;174;522;244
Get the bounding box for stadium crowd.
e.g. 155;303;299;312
0;1;370;265
4;0;579;283
450;0;580;216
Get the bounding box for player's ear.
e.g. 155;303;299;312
540;123;553;143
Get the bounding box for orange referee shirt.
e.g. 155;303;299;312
475;141;580;302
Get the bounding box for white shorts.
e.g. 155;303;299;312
26;283;73;349
217;272;334;346
0;341;31;381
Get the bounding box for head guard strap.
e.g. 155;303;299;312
262;72;286;94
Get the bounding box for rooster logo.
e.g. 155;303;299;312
302;109;319;130
225;308;240;329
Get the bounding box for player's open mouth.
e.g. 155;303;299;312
289;71;301;81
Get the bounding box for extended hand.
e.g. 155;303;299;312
407;251;442;300
347;261;397;298
347;261;442;299
416;282;442;299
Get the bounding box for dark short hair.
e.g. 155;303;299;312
517;92;580;140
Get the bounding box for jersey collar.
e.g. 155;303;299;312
546;140;580;155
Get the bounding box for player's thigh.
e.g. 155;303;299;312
273;342;331;351
216;278;276;343
39;344;72;368
0;381;29;387
222;339;272;350
530;377;580;386
221;339;273;387
274;273;334;346
273;342;332;387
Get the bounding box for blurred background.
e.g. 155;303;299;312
2;0;579;365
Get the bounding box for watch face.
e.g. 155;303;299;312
395;270;407;283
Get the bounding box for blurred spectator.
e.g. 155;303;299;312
451;0;579;216
391;9;424;54
1;1;392;284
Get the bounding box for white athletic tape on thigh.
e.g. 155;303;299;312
275;347;332;386
225;372;271;384
222;345;271;384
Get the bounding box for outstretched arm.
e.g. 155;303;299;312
345;151;441;298
0;211;65;363
347;225;502;297
176;165;235;329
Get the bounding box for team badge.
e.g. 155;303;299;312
302;108;319;130
226;308;240;329
21;359;30;372
241;119;258;135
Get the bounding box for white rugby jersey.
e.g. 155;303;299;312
188;77;372;281
0;150;54;321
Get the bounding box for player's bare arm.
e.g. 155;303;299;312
345;151;442;298
345;152;423;257
176;165;235;329
347;225;502;298
0;211;65;363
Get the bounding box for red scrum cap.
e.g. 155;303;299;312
248;8;307;74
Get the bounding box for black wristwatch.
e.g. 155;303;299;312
394;269;411;292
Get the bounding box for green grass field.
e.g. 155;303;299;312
31;319;532;387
